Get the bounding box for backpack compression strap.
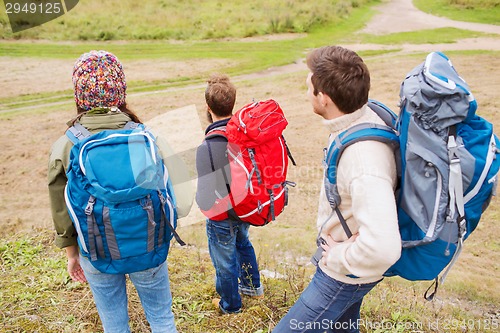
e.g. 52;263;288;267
282;136;297;166
158;190;185;246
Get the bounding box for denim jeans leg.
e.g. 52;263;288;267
80;256;131;333
206;219;241;313
129;261;177;333
273;267;380;333
333;300;362;333
236;222;263;296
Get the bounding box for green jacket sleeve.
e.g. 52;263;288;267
48;135;77;248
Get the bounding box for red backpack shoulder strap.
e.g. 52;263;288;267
205;125;227;140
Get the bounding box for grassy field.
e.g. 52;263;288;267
2;188;500;333
0;0;499;332
0;0;373;40
414;0;500;25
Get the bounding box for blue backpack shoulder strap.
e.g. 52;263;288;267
325;123;399;184
324;123;399;238
66;123;92;144
66;121;143;144
124;121;142;130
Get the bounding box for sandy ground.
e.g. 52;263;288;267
0;0;499;237
0;57;233;100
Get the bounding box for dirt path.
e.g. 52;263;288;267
345;0;500;53
363;0;500;35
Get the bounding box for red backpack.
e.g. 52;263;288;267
201;99;295;226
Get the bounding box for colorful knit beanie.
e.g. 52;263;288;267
72;50;127;111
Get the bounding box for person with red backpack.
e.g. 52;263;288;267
196;74;264;314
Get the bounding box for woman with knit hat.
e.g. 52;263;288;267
48;50;192;332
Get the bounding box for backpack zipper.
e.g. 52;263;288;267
228;148;253;193
79;132;157;175
248;148;262;185
238;102;258;134
425;162;442;241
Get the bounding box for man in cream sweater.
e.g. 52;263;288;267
273;46;402;332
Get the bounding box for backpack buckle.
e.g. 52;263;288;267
447;135;461;163
257;200;263;213
157;190;166;204
84;196;96;215
140;195;153;209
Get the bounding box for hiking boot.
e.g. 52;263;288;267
211;298;221;310
211;298;241;314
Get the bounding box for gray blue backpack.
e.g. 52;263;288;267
65;121;185;274
324;52;500;299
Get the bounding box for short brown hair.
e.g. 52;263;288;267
205;74;236;118
306;46;370;114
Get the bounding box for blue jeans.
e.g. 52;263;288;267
80;257;177;333
206;218;263;314
273;267;381;333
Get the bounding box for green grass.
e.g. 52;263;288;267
1;226;498;333
414;0;500;25
0;39;303;66
2;0;479;115
0;0;379;63
0;0;388;115
0;230;309;333
0;0;374;41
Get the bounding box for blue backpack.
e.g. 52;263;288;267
65;121;185;274
323;52;500;299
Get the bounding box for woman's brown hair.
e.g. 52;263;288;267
68;103;142;128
